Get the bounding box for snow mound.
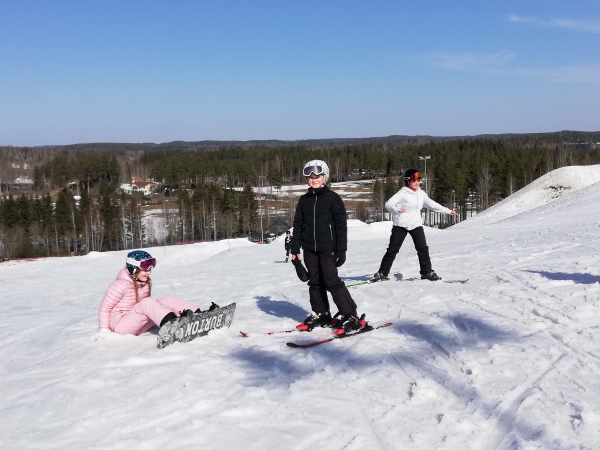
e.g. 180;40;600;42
455;165;600;228
160;238;255;266
347;219;368;228
83;251;110;258
485;176;600;229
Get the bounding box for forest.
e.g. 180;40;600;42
1;131;599;259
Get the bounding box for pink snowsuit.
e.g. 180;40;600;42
98;268;198;335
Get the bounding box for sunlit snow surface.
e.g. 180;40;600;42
2;166;600;449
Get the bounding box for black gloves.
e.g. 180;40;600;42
291;257;309;282
334;251;346;267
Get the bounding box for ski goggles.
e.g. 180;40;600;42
126;257;156;271
404;172;422;182
303;165;325;177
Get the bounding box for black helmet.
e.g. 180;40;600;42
403;168;422;184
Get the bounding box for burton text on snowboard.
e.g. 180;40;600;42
157;302;236;349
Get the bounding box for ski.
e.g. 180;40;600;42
347;280;371;288
240;323;335;337
240;329;296;338
347;279;391;288
286;322;393;348
347;277;468;287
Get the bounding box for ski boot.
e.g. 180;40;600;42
330;312;344;328
157;312;183;347
333;313;367;336
160;312;178;327
180;302;219;317
421;271;441;281
370;272;389;283
296;311;332;331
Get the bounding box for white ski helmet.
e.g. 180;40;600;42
303;160;330;184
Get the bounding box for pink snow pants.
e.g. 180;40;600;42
113;295;198;336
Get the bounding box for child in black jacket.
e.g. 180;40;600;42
290;160;367;335
284;230;291;263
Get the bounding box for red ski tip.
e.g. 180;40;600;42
332;329;345;336
296;323;309;331
240;331;250;338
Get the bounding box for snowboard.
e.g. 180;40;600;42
157;302;236;349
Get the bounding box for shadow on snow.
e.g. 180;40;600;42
230;311;546;443
524;270;600;284
255;295;309;322
232;311;516;387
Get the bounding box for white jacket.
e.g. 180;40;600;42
385;186;452;230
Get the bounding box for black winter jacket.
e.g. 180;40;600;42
290;186;348;254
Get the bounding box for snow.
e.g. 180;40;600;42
455;165;600;228
2;165;600;449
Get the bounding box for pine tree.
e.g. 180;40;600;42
384;175;397;201
239;183;258;235
372;178;384;222
33;166;44;191
78;189;91;253
54;191;72;254
33;194;54;256
100;192;117;251
16;195;33;256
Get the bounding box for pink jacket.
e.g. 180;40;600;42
98;268;151;330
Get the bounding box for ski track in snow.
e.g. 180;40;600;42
2;166;600;448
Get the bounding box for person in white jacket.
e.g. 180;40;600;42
371;168;457;282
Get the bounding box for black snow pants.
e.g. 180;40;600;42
303;249;357;316
378;226;432;276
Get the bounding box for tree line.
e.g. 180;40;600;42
0;180;260;259
142;138;599;205
2;134;600;259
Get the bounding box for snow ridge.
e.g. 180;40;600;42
455;164;600;228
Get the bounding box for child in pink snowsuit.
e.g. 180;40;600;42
98;250;203;335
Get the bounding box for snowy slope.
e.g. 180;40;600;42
456;164;600;228
2;166;600;449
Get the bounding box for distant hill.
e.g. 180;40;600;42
34;130;600;152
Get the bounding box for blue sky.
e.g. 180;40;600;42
1;0;598;146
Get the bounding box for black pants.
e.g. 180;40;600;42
378;226;432;276
304;249;357;315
